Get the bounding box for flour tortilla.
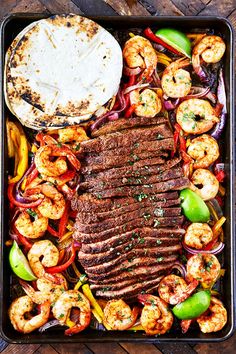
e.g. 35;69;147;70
5;14;122;129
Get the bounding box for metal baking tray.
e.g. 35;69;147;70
0;13;235;343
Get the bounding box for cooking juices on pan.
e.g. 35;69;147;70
3;14;231;338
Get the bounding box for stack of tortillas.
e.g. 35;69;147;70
4;14;123;130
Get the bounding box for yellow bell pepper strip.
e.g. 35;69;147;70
91;309;103;323
82;284;104;319
72;262;82;278
8;121;29;183
212;216;226;237
6;120;15;158
128;324;144;331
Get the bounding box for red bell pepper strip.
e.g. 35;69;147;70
47;224;59;238
171;130;179;157
215;170;226;183
25;167;39;187
12;224;32;251
7;183;43;209
46;244;76;274
58;201;70;237
143;27;181;55
124;104;137;118
202;237;218;251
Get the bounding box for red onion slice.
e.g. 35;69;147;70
164;98;180;111
123;83;149;95
39;320;60;332
123;65;142;76
182;242;225;255
170;262;187;278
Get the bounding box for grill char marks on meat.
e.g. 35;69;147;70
80;124;172;153
91;115;168;137
79;166;183;192
72;119;186;299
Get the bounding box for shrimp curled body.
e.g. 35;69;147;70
35;145;80;177
123;36;157;80
129;88;162;117
38;184;66;220
192;35;226;76
52;290;91;335
8;295;50;334
138;294;173;335
15;209;48;239
103;299;139;330
158;274;198;305
191;168;219;201
197;297;227;333
161;58;192;98
27;240;59;278
176;99;219;135
21;274;68;305
184;223;214;249
187;254;221;286
187;134;219;169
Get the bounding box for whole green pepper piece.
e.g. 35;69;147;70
172;290;211;320
180;188;210;222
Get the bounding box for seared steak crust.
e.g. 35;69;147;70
72;122;186;299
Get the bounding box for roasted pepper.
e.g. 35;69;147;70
172;290;211;320
180;189;210;222
7;121;29;183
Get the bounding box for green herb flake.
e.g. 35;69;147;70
26;208;37;218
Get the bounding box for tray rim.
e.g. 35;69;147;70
0;12;235;344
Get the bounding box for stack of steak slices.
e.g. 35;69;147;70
72;116;190;299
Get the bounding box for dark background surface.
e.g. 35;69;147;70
0;0;235;353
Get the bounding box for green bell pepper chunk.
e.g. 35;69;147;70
180;188;210;222
172;290;211;320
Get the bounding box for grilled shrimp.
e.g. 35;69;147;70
186;254;221;286
35;144;80;177
197;297;227;333
176;99;219;134
57;125;89;151
138;294;173;335
192;35;226;76
21;274;68;305
15;209;48;239
187;134;219;169
129;88;162;117
184;223;214;249
27;240;59;278
103;299;139;330
191;168;219;201
188;134;219;168
37;184;66;220
161;58;191;98
8;295;50;334
123;35;157;80
52;290;91;335
158;275;198;305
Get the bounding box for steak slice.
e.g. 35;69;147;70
71;191;179;213
76;207;182;234
79;243;181;267
94;275;165;299
92;177;190;199
81;235;180;255
85;138;174;162
89;262;175;284
83;157;181;182
84;254;179;275
91;116;168;137
85;254;179;280
80;125;172;153
77;198;181;224
79;167;183;192
81;155;167;174
75;215;184;244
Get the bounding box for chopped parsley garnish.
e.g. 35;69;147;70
26;208;37;218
